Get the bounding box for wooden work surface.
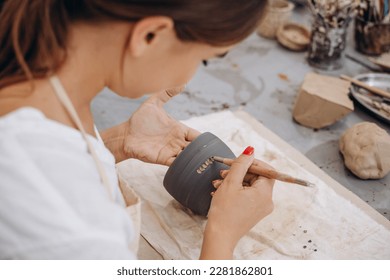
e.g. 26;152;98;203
132;111;390;260
233;111;390;230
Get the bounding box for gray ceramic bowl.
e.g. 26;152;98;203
163;132;235;216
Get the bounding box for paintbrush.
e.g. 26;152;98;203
211;156;315;188
340;74;390;99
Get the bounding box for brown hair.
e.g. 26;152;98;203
0;0;266;89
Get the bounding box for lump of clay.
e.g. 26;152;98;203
293;72;354;129
339;122;390;179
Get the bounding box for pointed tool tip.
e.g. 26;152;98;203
306;182;316;188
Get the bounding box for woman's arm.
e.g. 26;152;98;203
199;147;275;259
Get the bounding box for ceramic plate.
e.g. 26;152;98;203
350;73;390;124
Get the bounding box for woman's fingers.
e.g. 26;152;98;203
251;158;275;171
223;146;255;187
212;179;223;189
221;158;274;172
165;85;186;98
220;169;257;184
147;85;186;106
220;158;276;184
220;169;229;178
185;126;201;141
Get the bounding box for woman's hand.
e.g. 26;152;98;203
200;146;274;259
101;86;200;165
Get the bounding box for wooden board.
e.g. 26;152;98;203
117;110;390;259
234;110;390;230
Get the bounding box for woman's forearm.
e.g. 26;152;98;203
199;223;237;260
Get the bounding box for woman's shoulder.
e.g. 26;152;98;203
0;107;135;259
0;106;114;160
0;106;118;198
1;106;88;144
0;107;115;212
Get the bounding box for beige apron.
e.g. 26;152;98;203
49;76;141;254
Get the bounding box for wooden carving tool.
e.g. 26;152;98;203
211;156;315;188
340;74;390;99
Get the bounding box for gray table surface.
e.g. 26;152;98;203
91;6;390;220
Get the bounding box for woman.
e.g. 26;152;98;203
0;0;274;259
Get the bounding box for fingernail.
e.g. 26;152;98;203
242;146;254;156
212;179;219;185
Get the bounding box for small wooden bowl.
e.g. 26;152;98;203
276;23;310;51
163;132;235;216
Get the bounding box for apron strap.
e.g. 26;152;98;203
49;76;113;199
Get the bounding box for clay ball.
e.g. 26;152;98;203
339;122;390;179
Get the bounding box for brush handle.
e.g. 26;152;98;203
213;156;313;187
340;74;390;99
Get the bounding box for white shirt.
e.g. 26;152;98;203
0;107;136;259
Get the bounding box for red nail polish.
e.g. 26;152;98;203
242;146;254;156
